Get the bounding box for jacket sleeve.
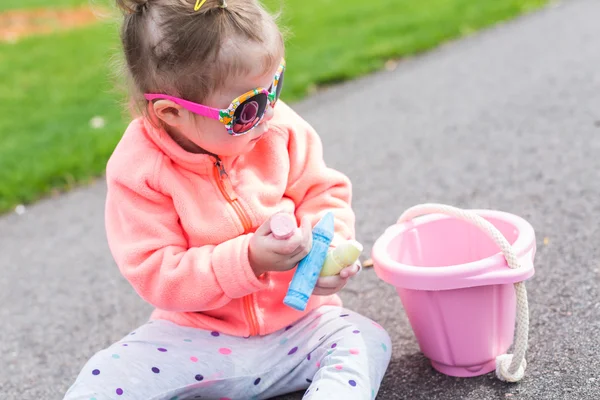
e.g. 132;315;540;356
104;154;267;313
282;117;355;246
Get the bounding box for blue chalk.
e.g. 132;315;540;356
284;212;335;311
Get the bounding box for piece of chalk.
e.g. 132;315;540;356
320;240;363;276
270;213;296;240
284;212;335;311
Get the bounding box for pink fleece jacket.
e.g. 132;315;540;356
105;102;355;337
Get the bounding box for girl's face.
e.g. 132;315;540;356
153;51;282;158
187;61;279;157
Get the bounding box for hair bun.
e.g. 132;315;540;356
116;0;149;14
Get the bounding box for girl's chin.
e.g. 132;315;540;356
245;139;261;151
222;140;261;157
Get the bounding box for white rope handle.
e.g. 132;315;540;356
398;204;529;382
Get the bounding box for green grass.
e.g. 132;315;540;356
0;0;547;214
0;23;123;211
0;0;92;12
272;0;547;98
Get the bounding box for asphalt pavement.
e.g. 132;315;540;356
1;0;599;398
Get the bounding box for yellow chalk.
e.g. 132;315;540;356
320;240;363;276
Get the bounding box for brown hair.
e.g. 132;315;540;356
115;0;284;116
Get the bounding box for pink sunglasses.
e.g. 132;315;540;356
145;60;285;136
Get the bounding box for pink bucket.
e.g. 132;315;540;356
372;204;535;380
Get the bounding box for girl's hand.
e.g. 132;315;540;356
313;260;361;296
249;214;313;276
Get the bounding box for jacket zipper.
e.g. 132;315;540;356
213;158;260;336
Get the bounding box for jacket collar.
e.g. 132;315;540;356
141;117;231;175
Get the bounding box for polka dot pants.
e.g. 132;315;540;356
63;306;392;400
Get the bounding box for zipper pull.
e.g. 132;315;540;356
214;159;237;201
215;159;228;178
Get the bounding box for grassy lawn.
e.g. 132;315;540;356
0;0;91;11
0;0;547;214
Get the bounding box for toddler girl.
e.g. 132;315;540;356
64;0;391;399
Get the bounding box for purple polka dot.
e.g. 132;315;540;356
116;388;124;395
122;343;129;346
288;346;298;355
285;325;293;331
92;369;100;375
306;378;313;383
157;348;167;352
352;330;360;334
152;367;160;373
307;353;311;361
211;331;220;337
254;377;261;385
195;374;204;381
349;380;357;387
331;343;337;349
340;314;350;317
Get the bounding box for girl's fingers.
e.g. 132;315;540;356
270;229;304;255
315;275;348;289
254;216;274;237
339;262;361;278
313;279;347;296
278;216;313;258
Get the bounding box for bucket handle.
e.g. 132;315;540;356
398;203;529;383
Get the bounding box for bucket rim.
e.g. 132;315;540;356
371;209;536;290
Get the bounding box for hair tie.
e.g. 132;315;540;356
194;0;207;11
194;0;227;11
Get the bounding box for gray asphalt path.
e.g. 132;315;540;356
2;0;599;398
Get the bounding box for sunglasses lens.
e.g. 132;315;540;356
232;93;268;135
